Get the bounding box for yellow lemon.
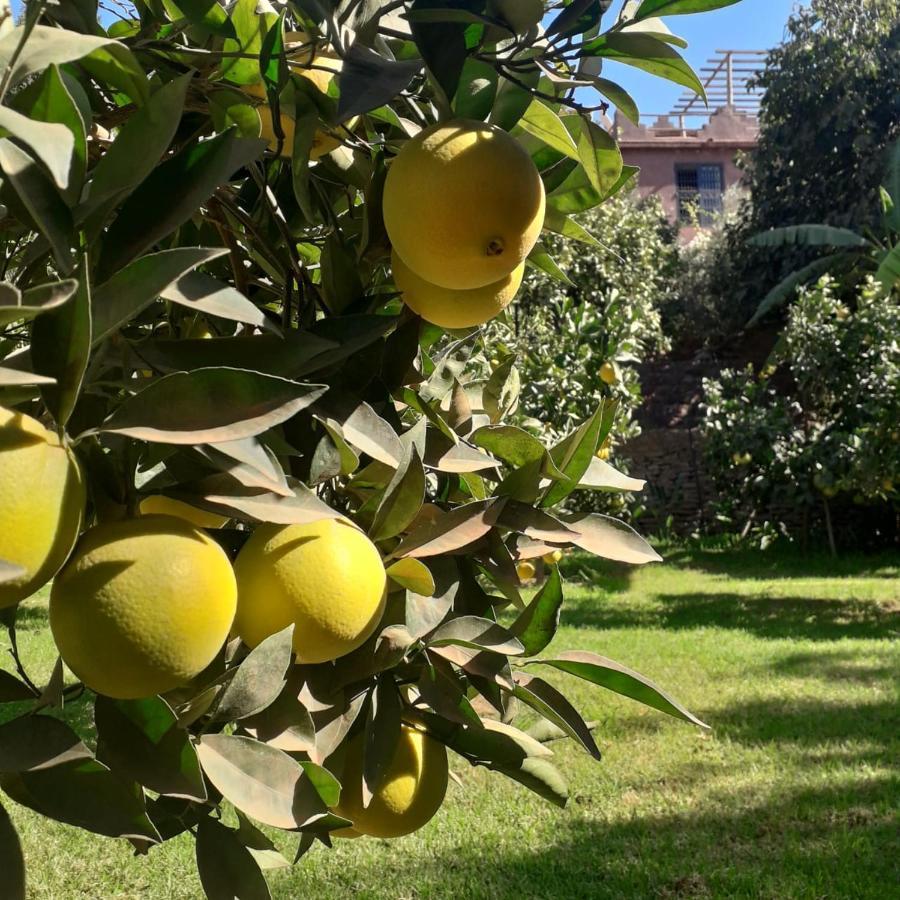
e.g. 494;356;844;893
392;250;523;329
0;407;85;608
599;362;617;385
139;495;229;530
245;32;350;160
383;119;546;290
233;518;387;664
334;725;448;838
517;560;536;582
542;549;563;565
49;516;237;699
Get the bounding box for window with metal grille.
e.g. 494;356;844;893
675;164;724;226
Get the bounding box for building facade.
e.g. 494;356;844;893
615;106;759;238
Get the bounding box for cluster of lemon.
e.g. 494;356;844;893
242;31;355;161
383;118;546;329
0;408;445;838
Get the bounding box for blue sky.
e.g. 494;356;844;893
12;0;807;116
603;0;809;118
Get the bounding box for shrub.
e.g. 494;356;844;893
701;276;900;545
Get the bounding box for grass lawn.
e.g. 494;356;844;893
3;544;898;899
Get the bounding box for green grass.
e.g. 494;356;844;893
3;545;899;899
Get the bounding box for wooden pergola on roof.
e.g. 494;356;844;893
672;50;767;117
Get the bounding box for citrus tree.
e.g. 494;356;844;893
0;1;731;895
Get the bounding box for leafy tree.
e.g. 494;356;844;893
701;276;899;550
0;1;730;895
705;0;900;334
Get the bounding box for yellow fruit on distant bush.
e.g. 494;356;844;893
0;407;85;609
49;516;237;699
517;560;536;582
599;362;617;385
383;118;545;290
542;549;563;565
334;725;448;838
392;250;523;328
245;31;350;160
596;446;610;461
139;495;229;530
233;518;387;664
882;478;895;493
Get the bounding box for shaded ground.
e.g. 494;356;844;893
2;544;898;899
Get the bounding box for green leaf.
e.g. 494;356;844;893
196;734;327;829
437;717;552;766
370;448;426;541
453;58;498;121
0;75;76;191
315;394;405;468
134;331;336;379
171;476;341;526
321;232;364;314
363;678;402;803
883;138;900;232
516;100;579;161
578;456;646;492
98;129;266;277
78;41;150;107
542;210;603;248
512;673;601;760
495;756;568;807
746;255;847;327
429;615;524;656
561;513;662;564
512;566;563;656
526;241;575;285
749;225;870;249
497;502;577;543
489;67;540;131
82;74;190;217
0;801;25;900
541;404;607;508
243;674;316;754
195;817;272;900
161;271;281;335
98;369;326;444
0;25;142;93
589;77;640;124
0;759;160;842
0;278;77;326
0;367;52;389
527;650;708;727
166;0;235;37
216;626;294;722
633;0;740;20
95;696;207;802
31;252;91;427
91;247;229;344
219;0;277;84
408;0;470;103
0;140;73;272
393;499;504;558
585;33;706;101
546;0;601;39
566;115;623;197
0;670;33;702
875;244;900;291
470;424;545;468
0;716;92;773
387;558;435;595
337;44;423;122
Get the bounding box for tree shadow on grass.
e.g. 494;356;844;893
561;590;900;641
391;775;899;900
661;545;900;582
